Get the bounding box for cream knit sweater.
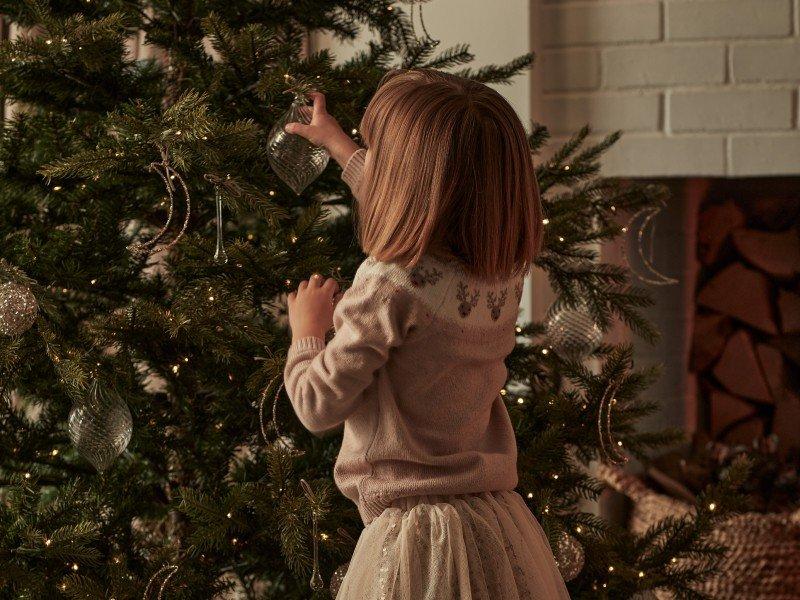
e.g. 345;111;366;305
284;149;527;525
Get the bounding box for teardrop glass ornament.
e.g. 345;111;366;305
266;94;330;195
68;382;133;472
213;188;228;264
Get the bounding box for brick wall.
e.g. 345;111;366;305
534;0;800;176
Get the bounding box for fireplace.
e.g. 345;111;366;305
531;0;800;450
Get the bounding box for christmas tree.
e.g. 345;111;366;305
0;1;748;598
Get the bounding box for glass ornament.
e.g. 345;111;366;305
68;383;133;472
554;532;585;582
544;302;603;359
213;188;228;264
0;282;38;337
266;94;330;195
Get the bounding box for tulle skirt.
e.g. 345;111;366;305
336;490;571;600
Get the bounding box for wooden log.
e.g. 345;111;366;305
697;201;745;266
771;335;800;368
748;197;800;230
710;388;760;444
777;289;800;333
691;313;731;372
732;228;800;279
772;392;800;454
697;262;777;334
724;418;765;445
755;343;785;403
713;329;773;403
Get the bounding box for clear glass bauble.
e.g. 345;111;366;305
68;383;133;472
0;282;38;337
544;302;603;359
266;94;330;195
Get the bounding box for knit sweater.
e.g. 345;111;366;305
284;148;526;525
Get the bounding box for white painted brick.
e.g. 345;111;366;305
732;41;800;82
542;49;600;91
541;2;661;47
795;0;800;35
730;134;800;175
603;44;726;88
602;134;727;176
667;0;792;40
541;134;727;176
670;89;795;132
541;92;661;133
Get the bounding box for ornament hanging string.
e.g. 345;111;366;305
142;563;179;600
129;146;191;257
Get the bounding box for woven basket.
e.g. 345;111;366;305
598;464;800;600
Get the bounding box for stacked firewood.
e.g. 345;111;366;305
693;199;800;452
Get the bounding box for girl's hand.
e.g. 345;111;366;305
284;92;360;167
287;274;341;340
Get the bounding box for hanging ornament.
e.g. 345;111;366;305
554;532;585;582
68;382;133;472
267;93;330;195
128;147;191;258
0;282;38;336
329;562;349;598
259;374;305;457
544;301;603;359
598;379;628;465
212;187;228;264
300;479;325;593
142;564;179;600
399;0;440;46
619;200;678;286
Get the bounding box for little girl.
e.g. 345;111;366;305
283;69;570;599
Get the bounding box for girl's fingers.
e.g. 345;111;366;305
288;291;296;304
298;280;308;291
309;273;323;287
322;277;339;295
284;122;313;138
309;91;326;114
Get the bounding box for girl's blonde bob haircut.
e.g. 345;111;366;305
356;68;543;281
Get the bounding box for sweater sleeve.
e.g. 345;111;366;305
283;267;416;434
341;147;366;201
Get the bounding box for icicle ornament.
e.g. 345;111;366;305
213;188;228;264
300;479;325;592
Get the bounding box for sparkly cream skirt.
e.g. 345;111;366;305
336;490;571;600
